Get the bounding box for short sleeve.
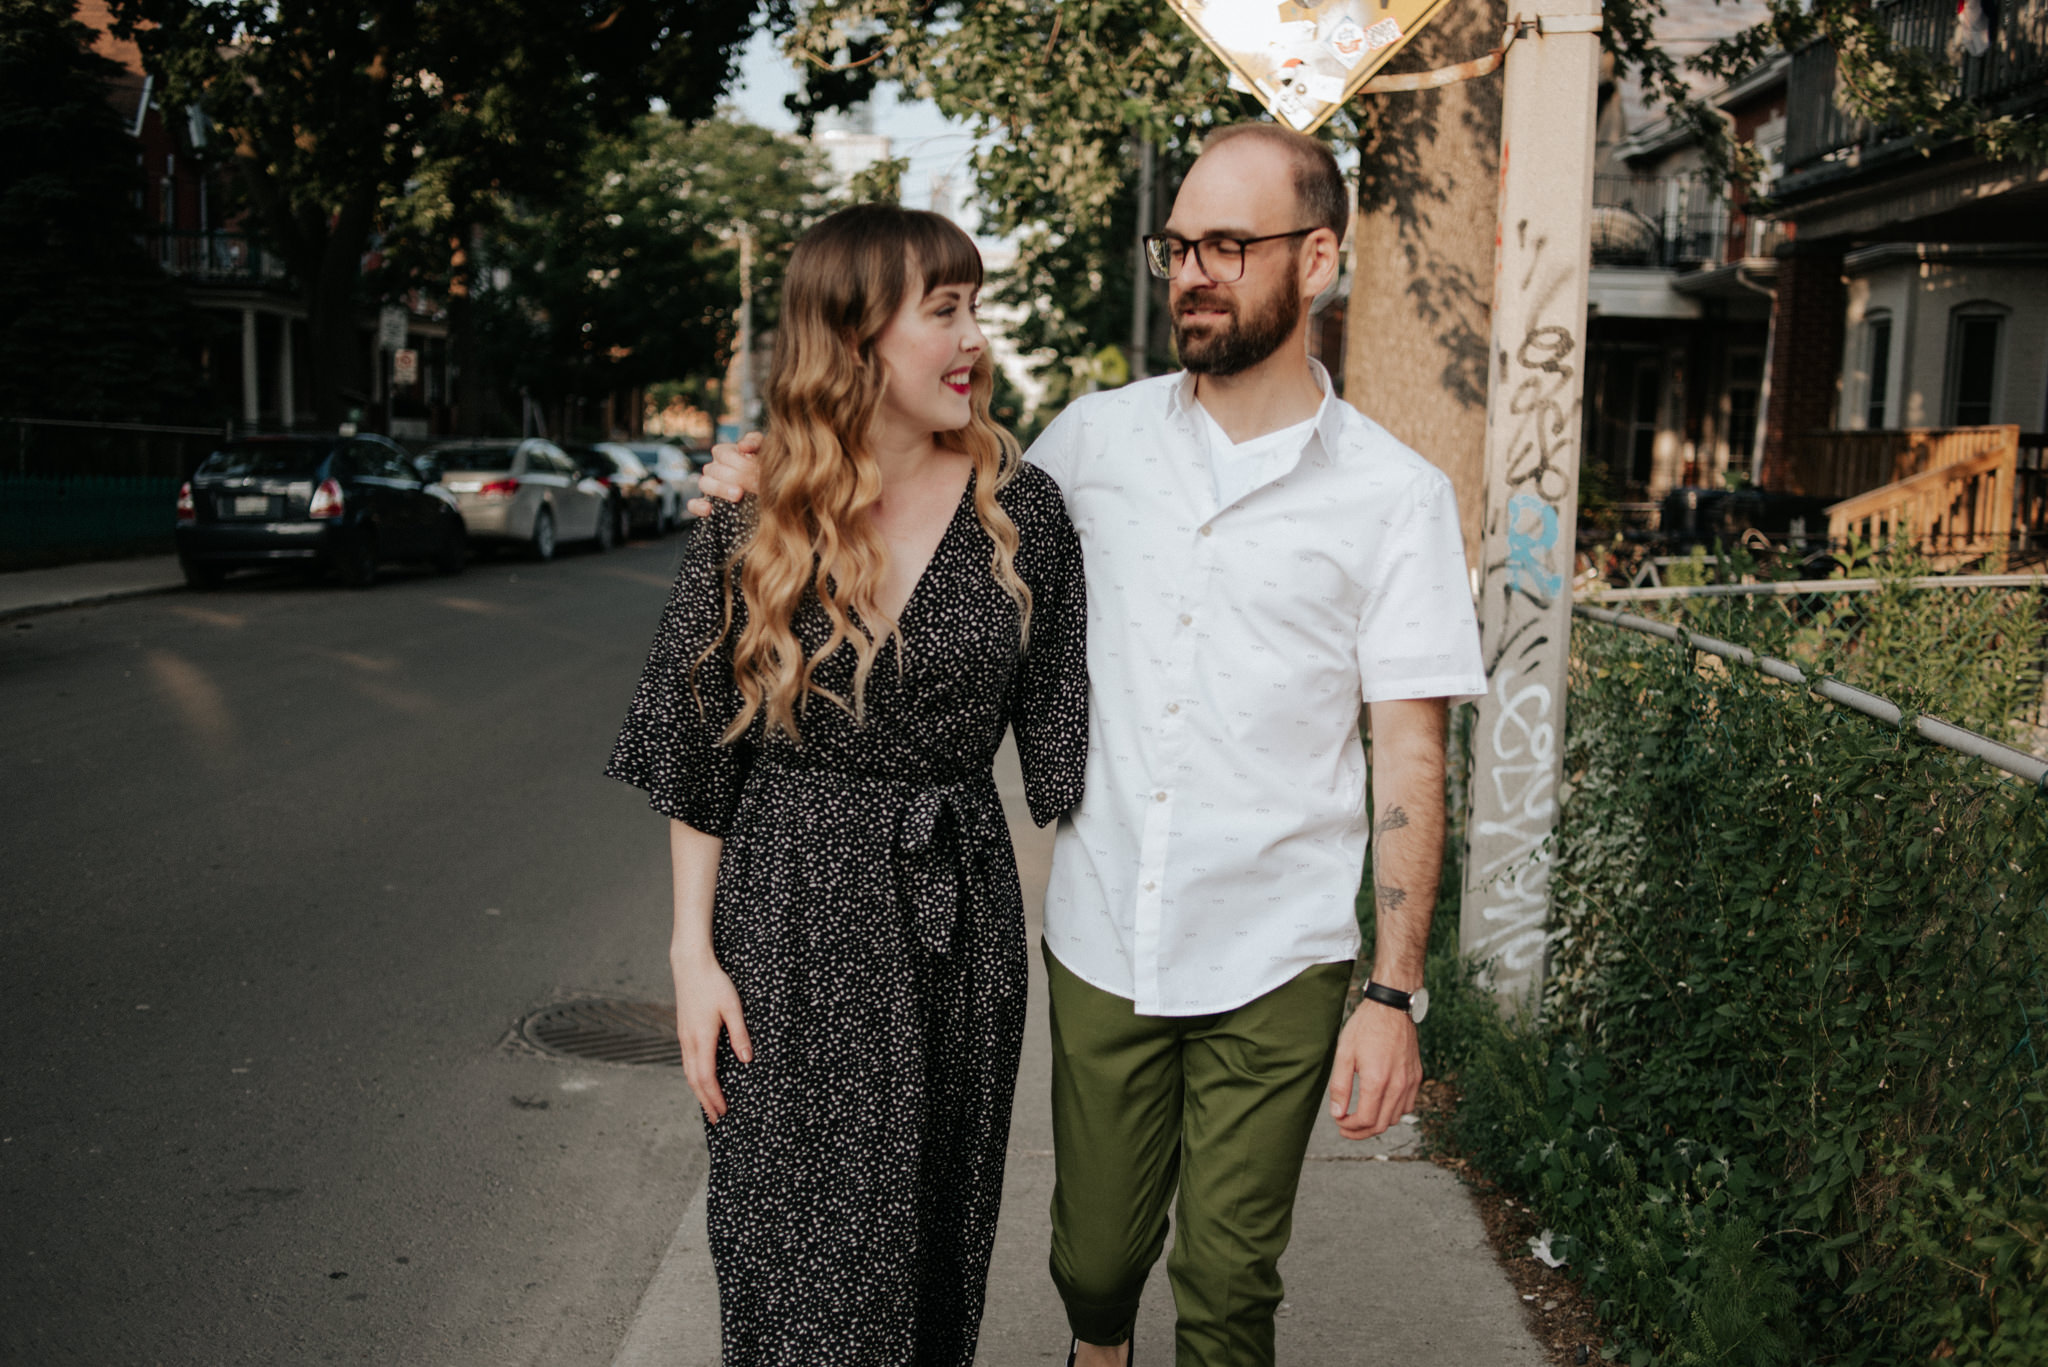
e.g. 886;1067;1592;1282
1002;463;1089;827
604;501;755;834
1021;403;1083;489
1356;471;1487;704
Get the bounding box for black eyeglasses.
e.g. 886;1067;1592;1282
1142;229;1318;283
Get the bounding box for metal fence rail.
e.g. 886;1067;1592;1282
1574;601;2048;787
1584;572;2048;603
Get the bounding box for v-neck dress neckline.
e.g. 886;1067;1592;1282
884;468;976;631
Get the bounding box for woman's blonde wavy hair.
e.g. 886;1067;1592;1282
710;204;1031;744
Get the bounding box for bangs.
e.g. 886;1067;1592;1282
907;214;984;293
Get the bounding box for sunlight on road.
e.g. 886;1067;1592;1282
145;648;234;753
167;605;247;629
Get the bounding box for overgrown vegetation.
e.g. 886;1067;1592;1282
1388;564;2048;1365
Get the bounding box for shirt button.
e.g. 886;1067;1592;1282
1200;525;1214;537
1143;880;1157;891
1166;702;1180;714
1154;790;1168;803
1179;613;1193;626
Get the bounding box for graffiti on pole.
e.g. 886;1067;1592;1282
1462;199;1594;1004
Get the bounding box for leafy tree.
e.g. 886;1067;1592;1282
0;0;207;422
777;0;2047;384
477;115;826;431
110;0;773;428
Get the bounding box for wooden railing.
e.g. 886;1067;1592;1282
1782;426;2020;501
1826;444;2019;565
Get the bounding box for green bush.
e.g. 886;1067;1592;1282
1424;565;2048;1366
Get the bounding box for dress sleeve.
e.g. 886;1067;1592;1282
604;501;755;834
1004;464;1090;827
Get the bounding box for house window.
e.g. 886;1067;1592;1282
1946;306;2005;427
1865;314;1892;429
1727;351;1763;468
1630;360;1661;485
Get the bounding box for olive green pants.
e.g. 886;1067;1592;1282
1044;946;1352;1367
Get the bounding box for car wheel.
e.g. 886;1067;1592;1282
591;504;615;553
337;527;379;588
180;557;225;590
434;516;468;575
530;507;557;562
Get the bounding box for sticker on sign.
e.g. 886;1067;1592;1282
1168;0;1449;132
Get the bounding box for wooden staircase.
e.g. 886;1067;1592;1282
1782;427;2046;566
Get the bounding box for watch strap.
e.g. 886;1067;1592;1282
1361;980;1414;1014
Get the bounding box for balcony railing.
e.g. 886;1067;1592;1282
1590;175;1734;269
142;230;292;287
1785;0;2048;177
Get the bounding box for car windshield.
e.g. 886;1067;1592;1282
196;441;335;480
430;443;517;472
634;445;692;473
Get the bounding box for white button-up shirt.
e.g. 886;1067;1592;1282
1027;364;1485;1016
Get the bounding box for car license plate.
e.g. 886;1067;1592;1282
234;495;270;517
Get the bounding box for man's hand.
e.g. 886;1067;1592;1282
1327;998;1422;1140
687;431;764;517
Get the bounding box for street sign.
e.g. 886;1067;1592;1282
378;305;409;353
1167;0;1459;132
392;348;419;388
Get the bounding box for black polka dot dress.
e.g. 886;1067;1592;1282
606;462;1088;1366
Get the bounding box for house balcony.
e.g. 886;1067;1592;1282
1782;0;2048;193
143;230;292;289
1590;175;1786;271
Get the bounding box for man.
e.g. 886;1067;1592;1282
697;123;1483;1367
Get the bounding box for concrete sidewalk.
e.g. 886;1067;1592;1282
609;745;1547;1367
0;554;184;621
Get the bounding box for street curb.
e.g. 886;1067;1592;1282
0;582;184;623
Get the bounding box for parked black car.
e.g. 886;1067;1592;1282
568;442;666;541
174;434;467;589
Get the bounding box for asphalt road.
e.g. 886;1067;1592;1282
1;535;708;1366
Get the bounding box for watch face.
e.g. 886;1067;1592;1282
1409;987;1430;1025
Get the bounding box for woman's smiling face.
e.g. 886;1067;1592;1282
871;268;986;440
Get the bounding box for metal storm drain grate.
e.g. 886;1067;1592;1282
520;999;680;1067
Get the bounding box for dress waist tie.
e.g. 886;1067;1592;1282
752;759;1004;958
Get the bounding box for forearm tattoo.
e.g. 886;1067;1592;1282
1373;805;1410;911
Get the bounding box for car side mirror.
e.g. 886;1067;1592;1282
417;459;443;483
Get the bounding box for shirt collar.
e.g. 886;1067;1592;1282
1166;358;1342;460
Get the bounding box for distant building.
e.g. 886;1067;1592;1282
77;1;451;437
1580;58;1786;511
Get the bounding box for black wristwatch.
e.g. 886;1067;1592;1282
1362;980;1430;1024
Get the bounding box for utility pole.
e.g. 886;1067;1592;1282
1459;0;1603;1007
736;225;759;429
1130;140;1155;381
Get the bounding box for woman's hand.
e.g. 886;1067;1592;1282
686;431;765;517
672;948;752;1123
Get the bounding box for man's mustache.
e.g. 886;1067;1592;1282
1173;289;1235;318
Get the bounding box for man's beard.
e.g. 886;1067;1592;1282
1172;277;1303;376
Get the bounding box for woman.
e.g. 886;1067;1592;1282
605;204;1088;1365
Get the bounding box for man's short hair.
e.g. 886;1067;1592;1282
1199;123;1349;242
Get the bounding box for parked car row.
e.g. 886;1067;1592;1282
173;433;707;590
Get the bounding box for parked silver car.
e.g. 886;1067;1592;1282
429;439;613;560
630;443;703;529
